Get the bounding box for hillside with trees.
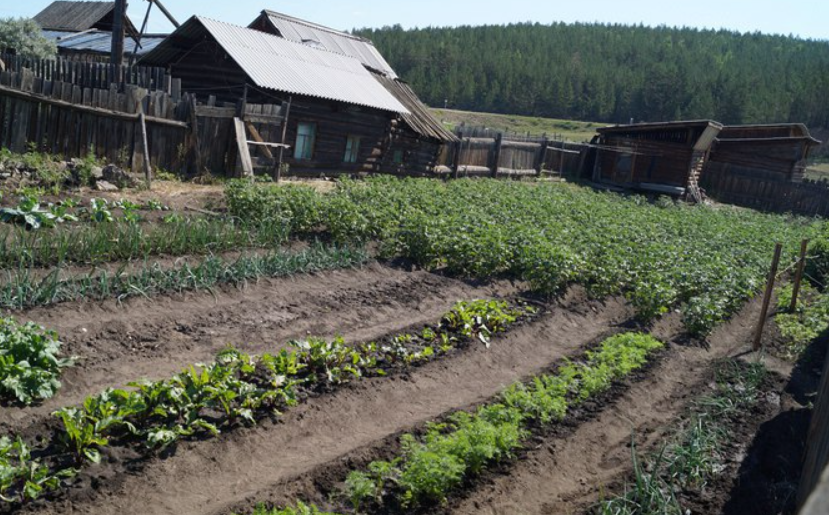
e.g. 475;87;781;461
355;23;829;128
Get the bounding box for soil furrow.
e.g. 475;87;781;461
28;294;632;515
446;297;762;515
1;263;518;433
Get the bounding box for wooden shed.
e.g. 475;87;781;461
590;120;723;196
248;10;457;175
141;16;420;177
34;1;137;34
700;124;822;210
707;124;820;183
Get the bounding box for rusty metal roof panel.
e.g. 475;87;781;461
253;10;397;78
189;17;408;113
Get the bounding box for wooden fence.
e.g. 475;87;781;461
443;127;586;178
1;53;171;93
798;346;829;513
701;166;829;217
0;66;284;176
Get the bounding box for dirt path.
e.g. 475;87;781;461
29;294;633;514
1;263;519;433
447;297;762;515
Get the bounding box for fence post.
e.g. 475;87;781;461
138;112;152;188
491;132;503;178
790;239;810;312
754;243;784;351
451;138;462;180
536;136;549;177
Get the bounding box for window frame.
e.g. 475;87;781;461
344;135;361;164
294;122;317;161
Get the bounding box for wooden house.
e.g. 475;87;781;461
248;10;456;175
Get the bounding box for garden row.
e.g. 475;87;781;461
596;359;769;515
238;332;665;515
0;196;292;268
0;299;536;507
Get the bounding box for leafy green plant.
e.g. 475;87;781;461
0;436;75;504
0;196;60;231
333;332;664;512
0;318;73;405
88;199;114;223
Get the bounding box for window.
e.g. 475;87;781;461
344;135;361;163
294;122;316;160
393;149;404;165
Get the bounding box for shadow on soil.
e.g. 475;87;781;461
721;331;827;515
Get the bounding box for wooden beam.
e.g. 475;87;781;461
139;112;152;187
275;96;292;182
150;0;181;28
244;121;274;160
111;0;128;66
247;140;290;150
234;117;254;178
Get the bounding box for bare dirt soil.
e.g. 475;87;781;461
15;273;633;515
1;263;520;434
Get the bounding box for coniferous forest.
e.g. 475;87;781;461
354;23;829;127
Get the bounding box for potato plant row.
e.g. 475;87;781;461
0;300;534;506
245;333;665;515
226;178;821;336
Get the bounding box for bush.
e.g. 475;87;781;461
0;18;57;59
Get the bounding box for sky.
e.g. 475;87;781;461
2;0;828;40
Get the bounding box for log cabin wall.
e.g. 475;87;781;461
594;124;709;189
280;97;394;177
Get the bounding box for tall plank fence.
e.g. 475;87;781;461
702;167;829;217
1;53;170;92
0;63;284;177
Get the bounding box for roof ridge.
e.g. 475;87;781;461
261;9;373;45
194;16;377;75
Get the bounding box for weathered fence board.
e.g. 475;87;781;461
702;166;829;217
0;53;170;93
0;67;283;177
798;347;829;513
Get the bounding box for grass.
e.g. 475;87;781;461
805;162;829;182
429;108;599;142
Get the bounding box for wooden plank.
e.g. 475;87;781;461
195;105;237;118
233;117;253;177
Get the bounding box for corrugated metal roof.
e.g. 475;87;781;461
252;10;397;78
43;30;166;56
34;1;115;31
142;17;409;114
371;73;457;142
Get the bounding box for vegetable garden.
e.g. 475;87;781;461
0;174;823;515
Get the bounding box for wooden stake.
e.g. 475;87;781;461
275;96;292;182
790;239;811;312
754;243;784;351
139;112;152;187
